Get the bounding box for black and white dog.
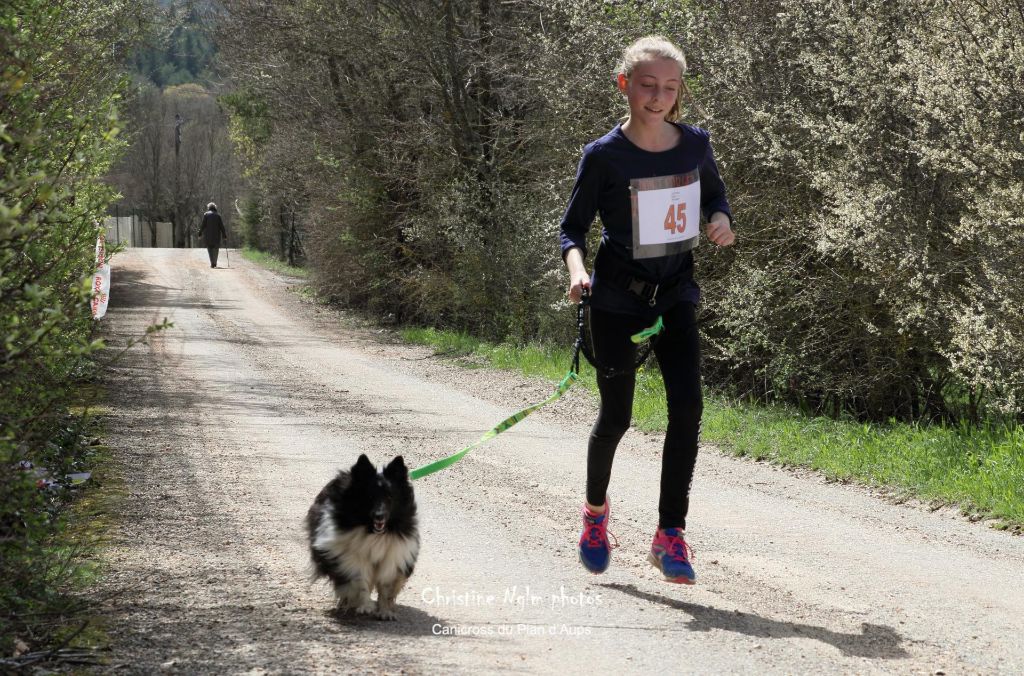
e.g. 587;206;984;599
306;454;420;620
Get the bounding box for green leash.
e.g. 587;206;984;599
409;370;578;481
631;315;664;343
408;295;664;481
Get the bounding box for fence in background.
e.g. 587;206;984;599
102;215;175;247
105;207;227;248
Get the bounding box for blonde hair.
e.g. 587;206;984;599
617;35;700;122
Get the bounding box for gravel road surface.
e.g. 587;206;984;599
94;248;1024;674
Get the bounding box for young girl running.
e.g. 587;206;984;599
559;35;735;584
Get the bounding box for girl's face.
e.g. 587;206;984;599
617;57;682;125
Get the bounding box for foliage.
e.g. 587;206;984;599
130;0;219;89
220;88;303;264
221;1;576;336
220;0;1024;422
0;0;144;657
692;0;1024;420
235;194;266;249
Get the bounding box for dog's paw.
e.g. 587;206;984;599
355;601;376;616
376;608;398;621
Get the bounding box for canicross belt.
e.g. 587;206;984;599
600;266;684;307
594;245;686;307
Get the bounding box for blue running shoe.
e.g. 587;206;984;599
578;501;614;574
648;527;695;584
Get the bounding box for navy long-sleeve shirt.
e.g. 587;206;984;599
559;123;731;315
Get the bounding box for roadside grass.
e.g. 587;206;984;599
1;397;124;669
45;434;125;655
402;326;1024;528
240;247;309;278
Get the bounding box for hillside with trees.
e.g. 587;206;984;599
130;1;219;88
107;0;241;247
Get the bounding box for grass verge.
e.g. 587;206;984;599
401;326;1024;528
0;401;124;670
240;247;309;278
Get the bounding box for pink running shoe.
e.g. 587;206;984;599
578;500;616;574
648;527;695;584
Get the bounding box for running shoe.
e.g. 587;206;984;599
578;501;614;574
648;527;695;584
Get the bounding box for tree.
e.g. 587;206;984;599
689;0;1024;419
112;82;241;247
218;0;639;336
118;85;168;246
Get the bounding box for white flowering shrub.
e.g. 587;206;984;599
692;0;1024;419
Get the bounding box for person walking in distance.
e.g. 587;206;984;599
559;36;736;584
199;202;228;268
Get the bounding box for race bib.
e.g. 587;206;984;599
630;170;701;260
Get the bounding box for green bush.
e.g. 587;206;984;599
692;0;1024;420
220;0;1024;422
1;0;144;656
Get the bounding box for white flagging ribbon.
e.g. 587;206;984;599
91;231;110;319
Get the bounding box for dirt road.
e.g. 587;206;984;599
95;248;1024;674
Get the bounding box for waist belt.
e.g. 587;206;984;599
602;267;683;307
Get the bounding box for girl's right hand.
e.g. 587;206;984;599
564;247;590;303
568;273;591;304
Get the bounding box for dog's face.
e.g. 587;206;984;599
348;454;411;534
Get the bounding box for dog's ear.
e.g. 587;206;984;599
352;454;377;478
383;455;408;481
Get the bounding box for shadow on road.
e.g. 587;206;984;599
327;605;449;638
108;268;239;311
601;583;908;659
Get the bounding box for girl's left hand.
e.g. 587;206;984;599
706;214;735;247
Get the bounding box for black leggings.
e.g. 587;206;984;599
586;302;702;529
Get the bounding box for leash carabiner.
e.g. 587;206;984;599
571;287;664;378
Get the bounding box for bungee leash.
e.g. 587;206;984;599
409;290;664;481
409;370;577;481
572;288;664;379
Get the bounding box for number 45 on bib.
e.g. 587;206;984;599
630;171;701;260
